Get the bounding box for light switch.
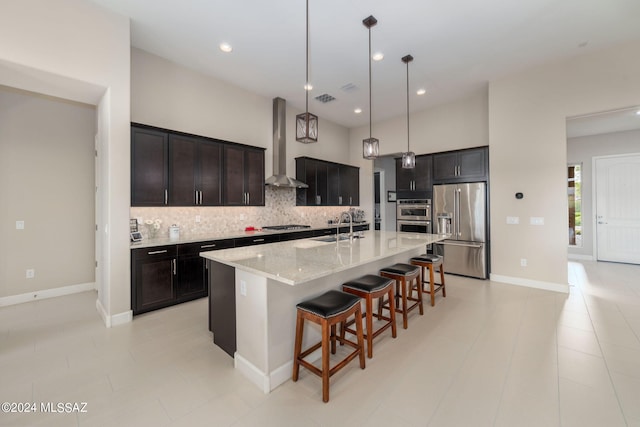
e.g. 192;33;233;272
506;216;519;225
16;220;25;230
530;217;544;225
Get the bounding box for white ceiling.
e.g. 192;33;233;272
90;0;640;129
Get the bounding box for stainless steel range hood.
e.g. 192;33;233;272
265;97;309;188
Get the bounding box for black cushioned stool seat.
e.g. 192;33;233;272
379;263;423;329
342;275;397;358
411;254;446;307
292;290;365;402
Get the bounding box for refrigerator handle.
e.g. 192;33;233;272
456;188;461;237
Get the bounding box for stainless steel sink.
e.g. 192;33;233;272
312;235;363;243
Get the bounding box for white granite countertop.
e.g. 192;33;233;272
200;230;447;286
130;222;370;249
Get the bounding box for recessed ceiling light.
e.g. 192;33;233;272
219;42;233;53
636;110;640;115
416;88;426;95
372;52;384;61
354;108;362;114
304;83;313;91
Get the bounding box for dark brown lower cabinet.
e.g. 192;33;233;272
131;245;177;315
177;239;234;302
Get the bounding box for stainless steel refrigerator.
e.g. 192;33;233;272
433;182;487;279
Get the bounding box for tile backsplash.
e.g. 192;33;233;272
130;187;356;239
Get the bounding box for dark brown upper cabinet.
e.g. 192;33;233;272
395;154;432;192
131;124;263;207
131;126;169;206
223;145;265;206
432;147;488;183
295;157;360;206
169;134;222;206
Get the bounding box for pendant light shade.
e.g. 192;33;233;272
362;15;379;159
296;0;318;143
401;54;415;169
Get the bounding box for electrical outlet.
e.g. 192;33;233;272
239;214;246;221
195;215;201;223
530;217;544;225
16;220;25;230
26;269;35;279
240;280;247;296
520;259;527;267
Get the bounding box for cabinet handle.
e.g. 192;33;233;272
339;196;342;205
253;238;265;243
201;244;216;249
247;192;250;205
172;259;176;275
195;190;198;205
164;189;168;205
350;197;352;205
199;190;203;205
148;249;168;255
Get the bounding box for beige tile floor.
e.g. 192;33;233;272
1;260;639;426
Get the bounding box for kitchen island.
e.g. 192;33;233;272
200;230;446;393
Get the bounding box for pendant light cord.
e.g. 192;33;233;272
406;59;410;151
305;0;309;115
368;26;372;139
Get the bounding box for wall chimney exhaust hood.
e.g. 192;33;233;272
265;97;309;188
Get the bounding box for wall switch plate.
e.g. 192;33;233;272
240;280;247;296
506;216;519;225
239;214;246;221
530;217;544;225
195;215;201;223
16;220;25;229
520;259;527;267
26;269;35;279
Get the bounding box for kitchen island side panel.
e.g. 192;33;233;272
208;261;236;357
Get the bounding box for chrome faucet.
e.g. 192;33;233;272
337;211;354;241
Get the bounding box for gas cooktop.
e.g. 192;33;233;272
262;224;311;231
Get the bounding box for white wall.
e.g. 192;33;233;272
567;129;640;259
0;87;95;299
131;48;351;183
0;0;131;323
489;40;640;290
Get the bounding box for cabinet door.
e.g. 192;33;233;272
132;246;177;315
200;141;222;206
340;165;359;206
245;148;265;206
327;163;341;205
223;145;246;206
458;148;487;181
414;155;432;191
177;254;206;300
432;152;458;182
131;127;168;206
168;134;198;206
395;158;415;191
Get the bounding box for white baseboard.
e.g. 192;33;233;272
490;274;569;294
269;361;294;392
568;253;595;261
95;298;132;328
234;353;271;394
0;282;96;307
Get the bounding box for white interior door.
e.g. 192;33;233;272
595;154;640;264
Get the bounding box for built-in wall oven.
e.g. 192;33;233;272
397;199;432;248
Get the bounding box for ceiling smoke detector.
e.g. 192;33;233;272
315;94;336;103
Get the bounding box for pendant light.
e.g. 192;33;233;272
296;0;318;143
401;54;415;168
362;15;379;159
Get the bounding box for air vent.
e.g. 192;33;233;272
340;83;358;93
315;94;336;103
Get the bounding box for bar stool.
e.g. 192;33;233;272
341;275;397;358
292;290;366;403
379;263;422;329
410;254;446;307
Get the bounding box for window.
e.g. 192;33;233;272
568;164;582;247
